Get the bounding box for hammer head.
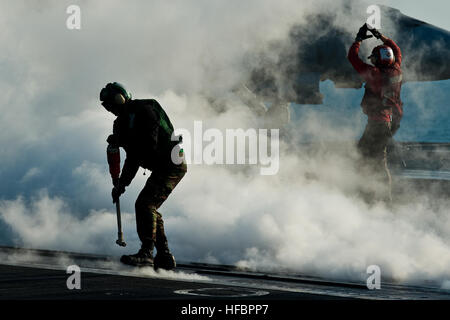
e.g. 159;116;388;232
116;232;126;247
116;239;127;247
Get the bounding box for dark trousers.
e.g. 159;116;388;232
135;163;187;252
357;120;392;203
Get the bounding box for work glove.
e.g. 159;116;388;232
355;23;373;42
368;27;382;39
112;184;125;203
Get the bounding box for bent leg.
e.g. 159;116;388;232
135;163;187;251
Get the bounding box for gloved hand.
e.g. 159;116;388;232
368;27;382;39
355;24;373;42
112;184;125;203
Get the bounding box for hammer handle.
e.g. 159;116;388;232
116;198;123;233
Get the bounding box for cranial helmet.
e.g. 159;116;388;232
368;45;395;67
100;82;132;105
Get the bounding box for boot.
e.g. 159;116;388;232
154;242;176;271
154;249;176;271
120;247;154;267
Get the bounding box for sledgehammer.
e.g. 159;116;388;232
107;143;127;247
114;197;126;247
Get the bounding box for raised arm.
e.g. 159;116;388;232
382;37;402;66
348;24;375;78
348;41;374;76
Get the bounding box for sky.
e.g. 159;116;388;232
0;0;449;286
378;0;450;30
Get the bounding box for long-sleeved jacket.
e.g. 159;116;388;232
110;99;179;187
348;39;403;123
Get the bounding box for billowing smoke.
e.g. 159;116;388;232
0;0;449;288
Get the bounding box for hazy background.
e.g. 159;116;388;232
378;0;450;30
0;0;449;286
